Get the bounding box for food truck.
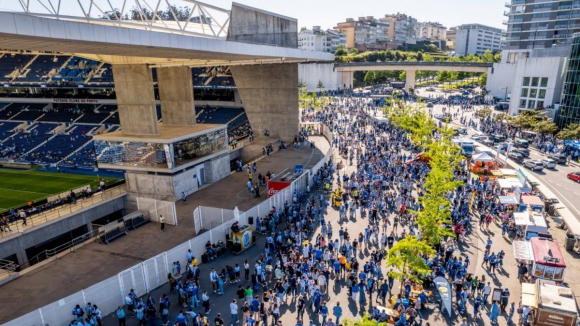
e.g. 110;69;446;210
520;280;578;326
513;211;550;240
530;238;566;284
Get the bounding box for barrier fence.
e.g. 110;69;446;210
6;163;312;326
136;197;177;226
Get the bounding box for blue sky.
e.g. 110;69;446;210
0;0;507;30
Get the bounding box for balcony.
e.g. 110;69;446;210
559;5;572;10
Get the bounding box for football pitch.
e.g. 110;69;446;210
0;169;116;212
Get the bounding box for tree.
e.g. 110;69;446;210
492;113;510;123
335;45;348;57
316;80;325;93
386;236;435;293
533;120;558;135
349;48;359;54
479;72;488;86
511;110;542;129
300;26;307;32
557;123;580;140
476;107;492;119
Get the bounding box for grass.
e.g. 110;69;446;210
0;169;116;212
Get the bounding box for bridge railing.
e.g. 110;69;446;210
335;61;494;67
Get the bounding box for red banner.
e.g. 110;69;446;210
267;181;290;198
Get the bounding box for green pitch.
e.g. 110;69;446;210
0;169;116;212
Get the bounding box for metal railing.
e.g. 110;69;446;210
0;185;126;239
18;230;98;270
334;61;494;68
0;258;19;280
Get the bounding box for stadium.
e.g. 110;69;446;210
0;1;334;325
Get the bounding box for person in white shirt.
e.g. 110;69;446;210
230;299;239;326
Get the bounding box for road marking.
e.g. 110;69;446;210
563;187;570;190
575;192;580;195
556;183;561;186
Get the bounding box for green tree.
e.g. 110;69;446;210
399;71;406;81
300;26;307;32
476;107;492;119
335;45;347;57
482;49;495;62
511;110;542;129
386;236;435;293
349;48;359;54
479;72;488;86
557;123;580;140
533;120;558;135
316;80;325;93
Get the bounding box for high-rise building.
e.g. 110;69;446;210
380;13;418;44
298;26;346;53
333;17;390;49
557;33;580;128
504;0;580;61
455;24;505;56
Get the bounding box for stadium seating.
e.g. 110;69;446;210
0;123;58;161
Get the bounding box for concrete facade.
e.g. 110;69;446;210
112;64;158;136
0;196;125;266
157;66;196;126
298;63;343;92
226;3;298;48
231;63;300;145
203;153;231;184
406;70;416;90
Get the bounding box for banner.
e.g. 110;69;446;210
433;276;452;318
267;181;290;198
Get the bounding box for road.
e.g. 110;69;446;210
413;86;580;220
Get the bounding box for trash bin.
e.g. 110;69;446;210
565;233;576;251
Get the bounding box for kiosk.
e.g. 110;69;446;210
231;224;253;254
513;211;550;240
530;238;566;284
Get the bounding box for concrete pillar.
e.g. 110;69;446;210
406;70;416;91
157;66;196;126
230;63;299;145
340;71;354;90
112;64;158;135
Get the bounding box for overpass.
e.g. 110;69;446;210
334;61;492;90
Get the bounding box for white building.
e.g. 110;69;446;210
380;13;418;44
455;24;504;56
298;26;346;53
486;47;569;116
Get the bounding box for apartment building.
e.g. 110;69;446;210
417;22;447;41
455;24;505;56
298;26;347;53
334;17;390;49
380;13;418;44
504;0;580;61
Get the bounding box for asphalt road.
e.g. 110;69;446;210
412;86;580;221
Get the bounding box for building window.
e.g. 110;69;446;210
521;88;529;97
539;89;546;99
540;77;548;87
528;100;536;109
520;99;527;108
537;100;544;109
523;77;530;86
530;89;538;98
531;77;539;87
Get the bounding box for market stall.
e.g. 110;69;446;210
525;280;578;326
497;178;526;194
513;211;550;240
513;240;534;265
530;238;566;284
470;152;498;174
520;194;544;212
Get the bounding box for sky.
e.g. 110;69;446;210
210;0;508;30
0;0;507;30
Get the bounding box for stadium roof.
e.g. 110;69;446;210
0;0;333;67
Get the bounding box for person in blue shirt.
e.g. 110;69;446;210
358;280;366;303
116;306;126;326
333;302;342;324
320;302;329;326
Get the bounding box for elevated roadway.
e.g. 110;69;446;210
335;62;492;90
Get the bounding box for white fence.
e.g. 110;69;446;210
6;161;313;326
136;197;178;225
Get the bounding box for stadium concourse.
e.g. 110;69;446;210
0;135;329;325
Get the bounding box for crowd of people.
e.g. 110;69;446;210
64;93;541;326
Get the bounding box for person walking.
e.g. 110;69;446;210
489;301;500;323
160;215;165;232
202;290;211;314
230;299;239;326
333;302;342;324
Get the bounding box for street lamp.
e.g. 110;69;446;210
500;86;508;101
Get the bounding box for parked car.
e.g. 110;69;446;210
523;160;544;171
456;127;467;135
481;139;494;147
514;138;529;148
426;87;435;91
547;153;567;164
567;171;580;182
541;158;556;169
508;152;524;163
492;134;506;143
493;145;507;154
512;148;530;158
426;102;434;108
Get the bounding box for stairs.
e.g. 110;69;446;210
84;62;105;84
227;112;245;124
21;132;58;157
196;109;205;119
